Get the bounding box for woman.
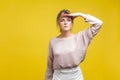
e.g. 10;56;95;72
45;9;103;80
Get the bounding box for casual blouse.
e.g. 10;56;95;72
45;14;103;80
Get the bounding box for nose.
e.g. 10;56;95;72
64;21;68;25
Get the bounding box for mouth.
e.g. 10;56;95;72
64;26;68;27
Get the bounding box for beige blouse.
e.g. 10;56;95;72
45;14;103;80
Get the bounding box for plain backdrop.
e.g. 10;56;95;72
0;0;120;80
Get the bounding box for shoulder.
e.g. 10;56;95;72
75;29;91;40
50;37;57;42
76;30;83;37
48;37;57;46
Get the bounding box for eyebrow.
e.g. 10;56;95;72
60;17;72;19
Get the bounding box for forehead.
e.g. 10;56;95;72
59;16;72;20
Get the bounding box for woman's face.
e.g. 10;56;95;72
58;16;73;32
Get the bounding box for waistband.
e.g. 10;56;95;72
54;66;81;73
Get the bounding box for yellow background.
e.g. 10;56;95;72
0;0;120;80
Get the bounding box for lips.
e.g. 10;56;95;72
64;26;68;27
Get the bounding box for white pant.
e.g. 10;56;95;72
52;66;84;80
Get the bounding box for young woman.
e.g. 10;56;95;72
45;9;103;80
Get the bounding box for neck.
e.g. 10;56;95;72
60;30;73;38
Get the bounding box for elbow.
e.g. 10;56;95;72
98;20;103;26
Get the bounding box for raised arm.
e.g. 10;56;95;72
45;40;54;80
82;13;103;46
63;12;103;36
63;12;103;45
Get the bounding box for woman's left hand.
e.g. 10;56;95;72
62;12;87;19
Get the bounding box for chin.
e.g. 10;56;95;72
63;28;71;30
63;29;71;31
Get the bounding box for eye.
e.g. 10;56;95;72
67;18;72;22
59;19;64;22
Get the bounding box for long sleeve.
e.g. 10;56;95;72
81;14;103;46
45;40;54;80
